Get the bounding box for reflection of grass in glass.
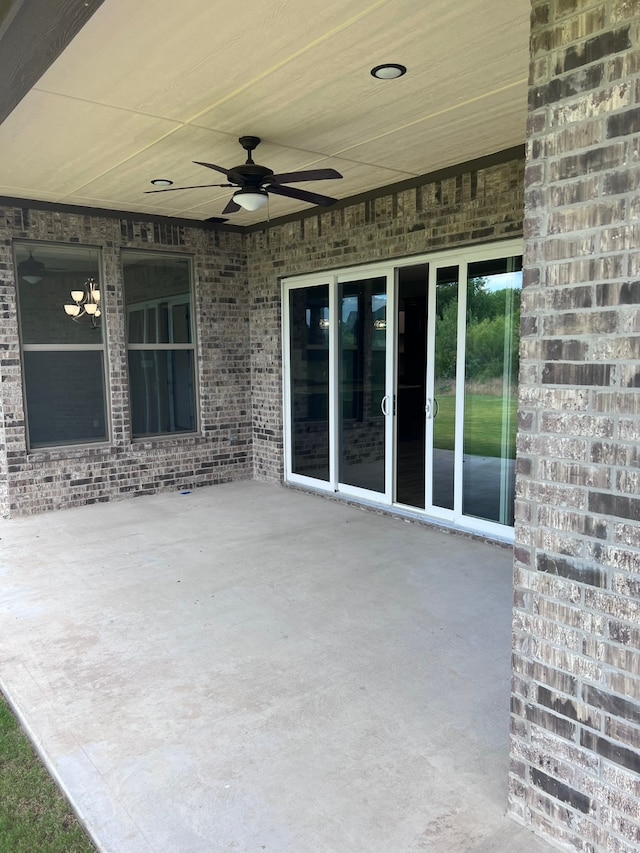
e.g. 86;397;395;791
434;394;518;458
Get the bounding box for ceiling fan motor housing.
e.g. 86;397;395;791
232;163;275;186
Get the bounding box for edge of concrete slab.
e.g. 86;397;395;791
0;670;153;853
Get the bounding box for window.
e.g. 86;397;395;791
15;242;108;449
122;251;197;439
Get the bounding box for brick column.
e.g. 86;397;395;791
511;1;640;850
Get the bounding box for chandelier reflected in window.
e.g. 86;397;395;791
63;278;101;327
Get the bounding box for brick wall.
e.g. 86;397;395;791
1;154;524;514
0;207;251;515
511;1;640;850
247;154;525;482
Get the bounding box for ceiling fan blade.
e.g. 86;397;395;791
221;197;241;215
194;161;246;184
144;183;231;194
267;184;337;207
270;168;343;184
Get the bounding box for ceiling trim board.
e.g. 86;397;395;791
0;0;106;125
0;196;242;232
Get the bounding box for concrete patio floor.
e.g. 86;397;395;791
0;481;555;853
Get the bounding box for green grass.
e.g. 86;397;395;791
434;393;518;458
0;695;96;853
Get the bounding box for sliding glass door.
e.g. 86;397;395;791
283;241;522;539
415;254;522;528
285;272;393;502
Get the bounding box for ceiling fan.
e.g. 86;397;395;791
145;136;343;215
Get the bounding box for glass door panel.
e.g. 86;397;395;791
338;277;387;494
289;285;330;480
462;257;522;525
395;265;428;508
430;266;459;511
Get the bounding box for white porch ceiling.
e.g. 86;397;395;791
0;0;530;226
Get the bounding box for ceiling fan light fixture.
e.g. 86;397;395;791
370;63;406;80
232;189;269;211
150;178;173;186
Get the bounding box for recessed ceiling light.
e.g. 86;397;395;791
371;63;407;80
150;178;173;186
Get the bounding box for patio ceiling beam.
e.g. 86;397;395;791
0;0;105;126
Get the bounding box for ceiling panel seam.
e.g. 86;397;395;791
331;78;528;157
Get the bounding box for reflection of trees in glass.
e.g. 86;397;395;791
435;277;521;385
434;298;458;380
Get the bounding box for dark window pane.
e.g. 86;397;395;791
396;264;428;508
146;306;158;343
172;302;191;343
23;351;107;448
158;303;169;342
123;254;192;344
289;285;330;480
128;350;196;438
128;309;145;343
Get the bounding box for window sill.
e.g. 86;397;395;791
25;432;209;462
130;431;204;450
26;442;116;463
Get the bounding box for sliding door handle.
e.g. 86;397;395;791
381;394;390;416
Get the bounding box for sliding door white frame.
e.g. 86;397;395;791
282;239;522;543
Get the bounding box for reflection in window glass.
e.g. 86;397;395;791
463;257;522;525
338;278;386;494
123;251;197;438
23;352;107;447
289;285;330;480
15;241;107;448
432;266;458;510
340;292;361;421
128;351;195;435
396;264;428;508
